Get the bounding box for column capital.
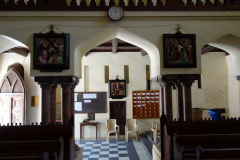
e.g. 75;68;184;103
61;84;73;89
39;83;52;89
161;81;174;87
51;84;58;89
180;81;194;87
174;82;182;87
71;84;76;89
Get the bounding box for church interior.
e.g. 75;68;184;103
1;0;240;159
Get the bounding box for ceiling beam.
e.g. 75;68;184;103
112;38;118;54
2;46;29;57
140;49;147;56
201;45;229;56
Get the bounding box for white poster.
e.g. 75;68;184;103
84;100;91;103
83;93;97;99
74;93;78;101
75;102;82;111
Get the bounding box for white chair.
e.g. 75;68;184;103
106;119;120;143
125;119;139;142
151;122;160;143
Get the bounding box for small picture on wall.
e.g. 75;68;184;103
163;34;196;68
108;79;126;99
33;33;70;72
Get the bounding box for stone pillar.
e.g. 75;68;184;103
70;85;76;117
61;84;72;124
50;84;57;123
40;83;52;123
159;83;164;116
175;82;184;121
181;81;194;121
162;81;174;120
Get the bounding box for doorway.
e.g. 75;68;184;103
109;101;126;134
0;69;26;125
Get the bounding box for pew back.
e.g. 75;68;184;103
0;152;51;160
196;146;240;160
160;114;240;160
0;138;63;160
0;116;74;160
174;133;240;160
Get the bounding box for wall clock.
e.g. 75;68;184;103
108;6;124;21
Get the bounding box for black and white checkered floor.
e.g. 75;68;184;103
76;139;151;160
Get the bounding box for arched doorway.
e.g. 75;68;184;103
0;68;26;125
73;26;160;140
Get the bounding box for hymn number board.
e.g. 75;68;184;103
74;92;107;113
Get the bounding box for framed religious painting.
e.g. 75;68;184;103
163;34;196;68
33;33;70;72
108;79;126;99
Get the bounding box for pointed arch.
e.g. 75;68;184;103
74;26;160;78
208;34;240;76
0;68;26;125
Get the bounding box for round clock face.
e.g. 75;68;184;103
108;6;124;21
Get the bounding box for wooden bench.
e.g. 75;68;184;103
196;146;240;160
0;116;74;160
174;133;240;160
0;138;63;160
0;152;52;160
160;114;240;160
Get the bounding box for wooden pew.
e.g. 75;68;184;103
160;114;240;160
0;116;74;160
196;146;240;160
174;133;240;160
0;152;52;160
0;138;63;160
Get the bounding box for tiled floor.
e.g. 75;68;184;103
76;138;151;160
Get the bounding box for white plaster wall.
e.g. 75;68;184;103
0;11;240;128
170;52;228;119
74;52;160;140
226;56;240;118
0;53;41;124
2;12;240;78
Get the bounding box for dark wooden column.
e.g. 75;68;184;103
181;81;194;121
50;84;57;123
40;83;52;123
175;82;184;121
162;81;173;120
61;84;72;124
70;85;76;117
159;83;164;116
35;76;79;124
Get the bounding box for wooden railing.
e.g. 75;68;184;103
0;0;240;11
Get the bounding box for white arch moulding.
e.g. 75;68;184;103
74;26;160;79
209;34;240;76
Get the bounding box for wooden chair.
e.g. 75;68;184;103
106;119;119;143
151;122;160;143
125;119;139;142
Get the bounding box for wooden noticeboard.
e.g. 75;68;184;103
74;92;107;113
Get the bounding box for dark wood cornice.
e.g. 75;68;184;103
34;76;79;85
154;74;202;88
1;6;240;11
1;0;240;12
